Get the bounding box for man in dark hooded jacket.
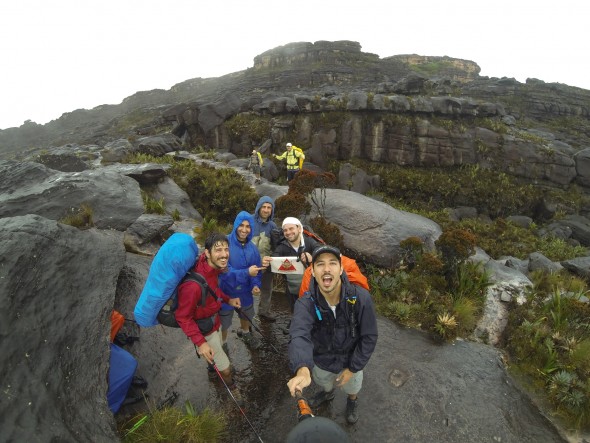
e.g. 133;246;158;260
251;196;277;321
287;245;378;424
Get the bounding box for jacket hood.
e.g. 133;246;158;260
254;196;275;223
231;211;255;243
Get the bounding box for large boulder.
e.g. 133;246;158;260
314;189;442;267
0;160;144;231
137;134;183;157
0;215;125;442
151;176;203;221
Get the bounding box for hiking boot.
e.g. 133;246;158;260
228;384;245;407
309;389;335;408
222;342;229;355
346;397;359;424
207;364;217;381
259;312;276;322
241;332;261;350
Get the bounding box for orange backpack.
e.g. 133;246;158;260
110;310;126;343
298;255;369;297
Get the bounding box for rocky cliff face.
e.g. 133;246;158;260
1;40;589;192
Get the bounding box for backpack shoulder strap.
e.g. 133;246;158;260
182;270;217;307
343;281;360;338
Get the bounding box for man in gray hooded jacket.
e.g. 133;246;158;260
251;196;278;321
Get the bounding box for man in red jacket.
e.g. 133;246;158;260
175;233;243;402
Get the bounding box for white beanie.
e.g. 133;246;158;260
282;217;302;228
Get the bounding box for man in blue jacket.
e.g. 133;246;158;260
219;211;269;350
251;196;277;321
286;245;378;424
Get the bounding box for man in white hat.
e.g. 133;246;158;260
271;217;321;311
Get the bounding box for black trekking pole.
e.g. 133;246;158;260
235;307;281;354
294;390;314;421
193;345;264;443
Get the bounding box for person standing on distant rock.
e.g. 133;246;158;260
287;245;378;425
247;148;263;184
174;233;244;403
273;142;305;181
219;211;271;351
251;196;278;322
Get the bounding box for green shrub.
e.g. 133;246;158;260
275;193;311;220
505;287;590;429
170;162;258;226
124;153;259;226
309;216;344;250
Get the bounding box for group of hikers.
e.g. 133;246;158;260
249;141;306;183
172;191;379;429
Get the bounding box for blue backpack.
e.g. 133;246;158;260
133;233;200;327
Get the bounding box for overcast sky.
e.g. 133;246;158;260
0;0;587;130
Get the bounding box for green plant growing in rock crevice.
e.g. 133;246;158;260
142;190;166;215
59;203;94;229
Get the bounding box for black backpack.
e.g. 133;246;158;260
157;270;217;328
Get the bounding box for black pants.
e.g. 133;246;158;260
287;168;300;181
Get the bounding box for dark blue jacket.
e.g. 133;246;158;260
219;211;262;310
289;275;378;374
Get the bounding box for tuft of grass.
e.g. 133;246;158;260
193;218;231;245
452;297;479;335
59;203;94;229
120;401;226;443
142;191;166;215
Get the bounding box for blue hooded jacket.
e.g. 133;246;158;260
251;196;277;237
219;211;262;310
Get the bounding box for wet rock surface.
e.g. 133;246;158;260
116;281;567;443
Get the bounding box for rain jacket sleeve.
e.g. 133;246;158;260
348;289;378;372
175;282;206;346
288;296;317;373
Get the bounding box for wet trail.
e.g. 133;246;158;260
118;284;567;443
219;293;296;443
